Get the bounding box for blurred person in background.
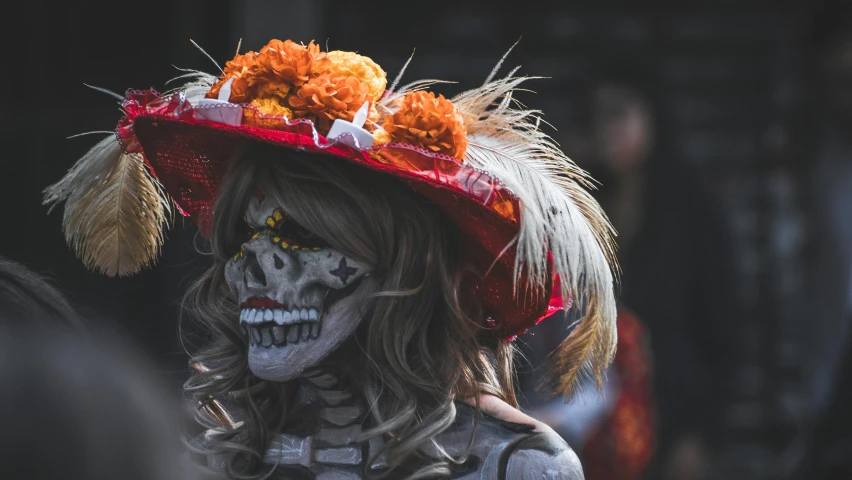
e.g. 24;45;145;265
518;65;739;479
584;68;739;480
0;257;197;480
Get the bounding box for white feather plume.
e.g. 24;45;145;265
453;70;619;396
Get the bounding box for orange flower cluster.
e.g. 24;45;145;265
207;51;259;103
205;39;470;160
206;39;386;135
381;91;468;160
289;74;377;133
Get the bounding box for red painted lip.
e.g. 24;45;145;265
241;297;287;309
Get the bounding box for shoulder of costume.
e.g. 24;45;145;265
505;430;584;480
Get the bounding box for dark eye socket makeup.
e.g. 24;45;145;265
276;221;324;245
234;208;329;257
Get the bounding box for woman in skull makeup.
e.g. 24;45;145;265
186;143;529;477
45;39;618;479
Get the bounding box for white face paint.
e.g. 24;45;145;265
225;196;375;382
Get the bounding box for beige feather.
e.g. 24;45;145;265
44;135;171;276
452;69;619;398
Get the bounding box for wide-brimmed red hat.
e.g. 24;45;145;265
45;39;617;393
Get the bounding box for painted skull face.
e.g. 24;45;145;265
224;196;375;382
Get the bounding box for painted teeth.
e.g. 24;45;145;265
239;307;321;325
245;320;323;348
241;306;324;348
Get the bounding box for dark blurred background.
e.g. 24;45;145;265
3;1;852;479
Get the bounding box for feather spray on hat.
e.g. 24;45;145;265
379;51;620;397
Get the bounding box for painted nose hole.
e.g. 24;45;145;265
273;253;284;270
244;250;267;287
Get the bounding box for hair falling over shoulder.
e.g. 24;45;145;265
181;142;518;479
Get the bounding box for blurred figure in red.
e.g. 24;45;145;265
520;305;655;480
582;307;655;480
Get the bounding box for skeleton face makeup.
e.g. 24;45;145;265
225;196;375;382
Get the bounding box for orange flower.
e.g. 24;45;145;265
288;74;375;133
313;51;387;102
207;40;321;105
207;51;259;103
382;91;468;160
250;40;319;96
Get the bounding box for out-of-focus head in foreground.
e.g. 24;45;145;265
0;256;82;328
0;258;195;480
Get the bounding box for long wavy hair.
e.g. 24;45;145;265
182;142;517;479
